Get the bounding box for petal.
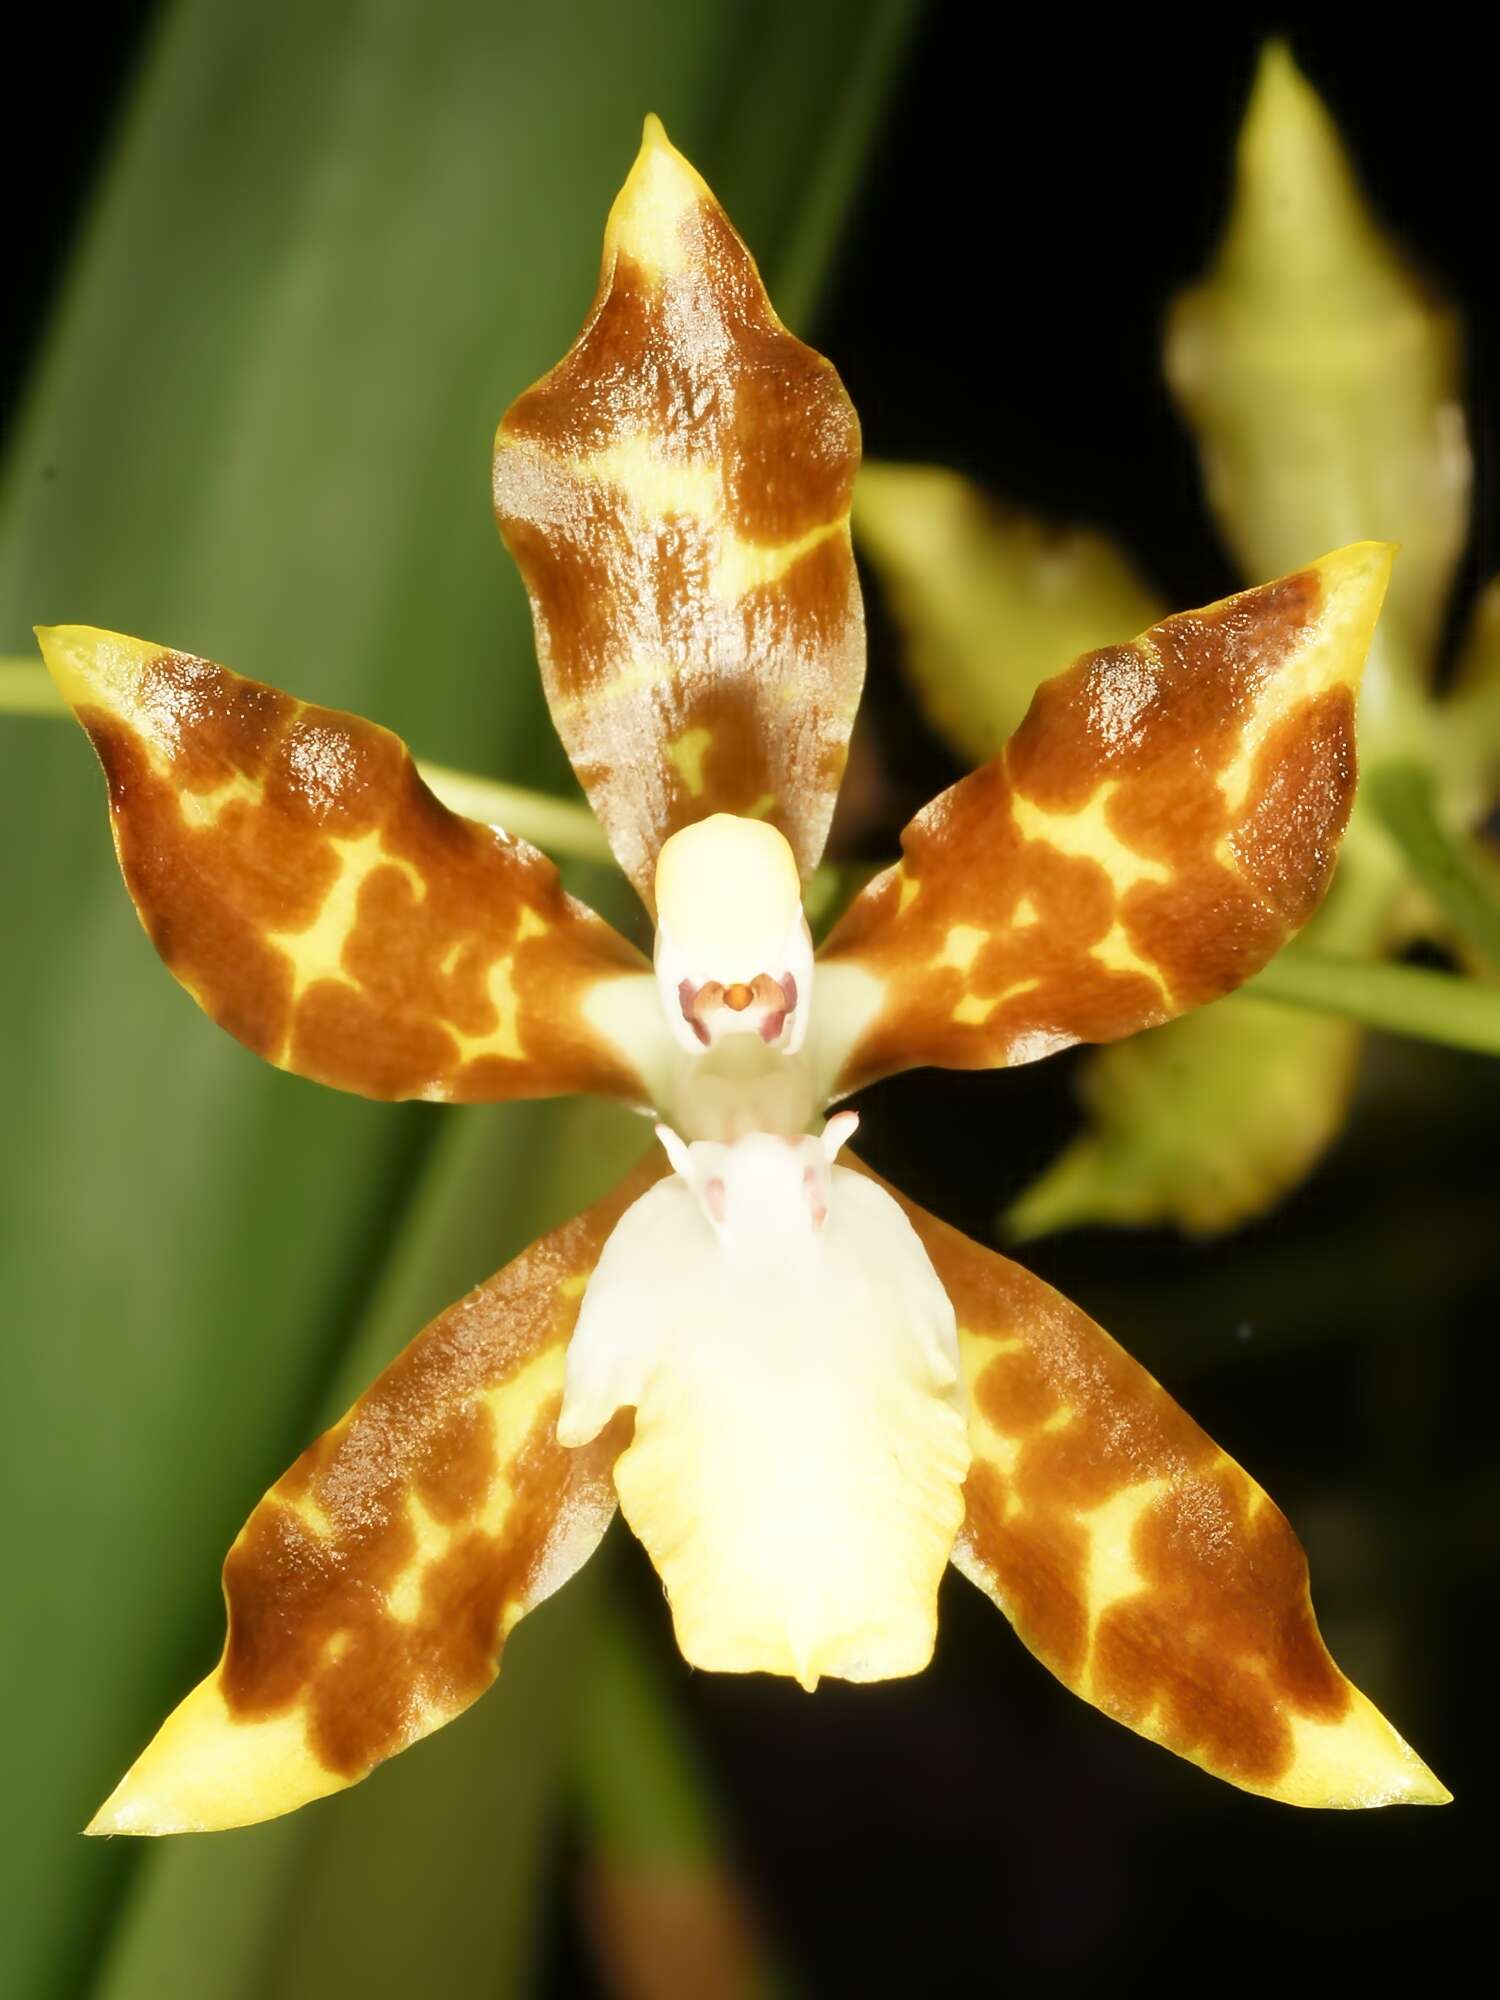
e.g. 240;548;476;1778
1167;44;1468;690
1006;996;1360;1239
813;545;1391;1097
87;1161;660;1836
854;462;1163;767
560;1137;969;1688
493;117;864;907
39;625;672;1105
869;1168;1448;1808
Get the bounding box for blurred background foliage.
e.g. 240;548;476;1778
2;4;1493;1997
854;42;1494;1240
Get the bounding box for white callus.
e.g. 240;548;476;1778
558;1123;971;1689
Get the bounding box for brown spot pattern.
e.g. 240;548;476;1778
493;142;864;907
77;647;654;1103
820;567;1361;1091
219;1158;661;1781
869;1167;1353;1794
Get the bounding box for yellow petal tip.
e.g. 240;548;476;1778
606;114;716;283
1299;540;1396;695
34;622;162;715
1272;1682;1452;1809
82;1672;347;1837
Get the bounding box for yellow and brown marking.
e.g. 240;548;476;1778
493;118;864;907
40;626;659;1105
89;1160;661;1835
817;545;1391;1094
865;1166;1445;1806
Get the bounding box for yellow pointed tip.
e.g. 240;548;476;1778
83;1796;130;1839
1303;540;1397;696
1221;37;1395;295
606;114;717;284
1249;36;1303;108
1266;1679;1453;1809
1241;36;1337;170
80;1673;348;1835
1328;537;1398;599
34;621;162;713
82;1764;174;1839
34;622;104;709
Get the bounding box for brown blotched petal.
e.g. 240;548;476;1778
40;625;670;1106
813;545;1392;1097
870;1168;1448;1808
87;1159;661;1835
493;117;864;908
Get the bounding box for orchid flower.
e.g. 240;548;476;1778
43;118;1446;1836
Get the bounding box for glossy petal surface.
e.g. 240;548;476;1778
873;1171;1448;1808
494;119;864;906
814;545;1390;1095
40;626;668;1105
88;1162;660;1836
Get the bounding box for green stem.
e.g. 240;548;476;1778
416;759;612;862
1364;758;1500;972
0;656;612;862
1247;946;1500;1057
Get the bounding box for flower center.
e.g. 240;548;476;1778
654;815;813;1058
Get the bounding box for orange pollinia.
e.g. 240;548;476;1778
42;117;1445;1835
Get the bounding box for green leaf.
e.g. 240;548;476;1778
0;3;916;1994
854;462;1162;766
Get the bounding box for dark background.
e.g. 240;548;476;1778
6;5;1492;1993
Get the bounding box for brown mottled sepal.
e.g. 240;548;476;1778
494;117;864;906
87;1162;660;1835
814;545;1391;1095
39;625;669;1106
877;1172;1448;1808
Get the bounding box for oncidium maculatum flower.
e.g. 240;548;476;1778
42;116;1447;1835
